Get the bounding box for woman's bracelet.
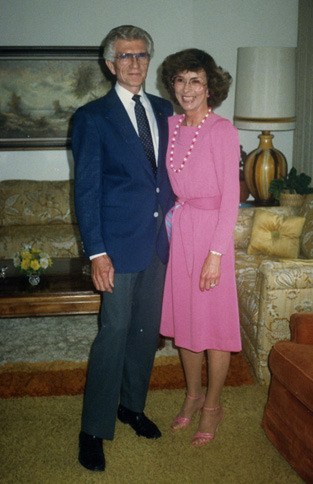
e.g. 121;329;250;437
210;250;222;256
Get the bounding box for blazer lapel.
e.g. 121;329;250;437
148;95;169;172
103;90;137;143
104;89;155;178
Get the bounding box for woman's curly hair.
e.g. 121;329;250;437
161;48;232;109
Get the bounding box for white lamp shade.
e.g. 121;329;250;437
234;47;296;131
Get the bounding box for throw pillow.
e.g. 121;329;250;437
247;209;306;258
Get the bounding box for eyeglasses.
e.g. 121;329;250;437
114;52;150;64
172;76;207;91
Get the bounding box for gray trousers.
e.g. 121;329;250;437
81;251;166;440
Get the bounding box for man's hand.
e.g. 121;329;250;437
91;254;115;293
199;252;221;292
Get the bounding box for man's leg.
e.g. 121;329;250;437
120;252;166;412
81;272;137;440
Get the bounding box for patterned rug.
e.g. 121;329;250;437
0;353;254;398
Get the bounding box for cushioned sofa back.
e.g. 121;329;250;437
234;205;300;251
0;180;77;226
300;194;313;259
234;208;255;250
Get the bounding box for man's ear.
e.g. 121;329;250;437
105;60;116;76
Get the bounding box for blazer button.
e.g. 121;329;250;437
153;212;159;217
156;187;160;193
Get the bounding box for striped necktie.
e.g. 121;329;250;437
132;94;157;176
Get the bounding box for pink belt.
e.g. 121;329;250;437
166;196;221;276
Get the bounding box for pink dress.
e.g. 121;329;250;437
160;113;242;352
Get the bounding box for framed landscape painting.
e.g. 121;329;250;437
0;47;111;149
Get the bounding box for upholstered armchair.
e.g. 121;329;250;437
234;195;313;383
262;312;313;481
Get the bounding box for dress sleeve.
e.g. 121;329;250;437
209;120;240;254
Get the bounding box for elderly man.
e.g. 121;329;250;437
71;25;174;472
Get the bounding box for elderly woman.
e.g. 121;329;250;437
160;49;241;447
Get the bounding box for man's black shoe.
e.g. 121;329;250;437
117;404;161;439
78;431;105;472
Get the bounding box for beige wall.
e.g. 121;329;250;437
0;0;298;180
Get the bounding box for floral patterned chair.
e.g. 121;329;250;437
235;195;313;383
262;312;313;481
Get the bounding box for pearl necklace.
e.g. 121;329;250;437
169;109;212;173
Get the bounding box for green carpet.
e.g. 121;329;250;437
0;385;302;483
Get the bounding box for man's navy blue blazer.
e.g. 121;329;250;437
71;88;174;273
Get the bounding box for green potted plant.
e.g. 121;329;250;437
269;167;313;206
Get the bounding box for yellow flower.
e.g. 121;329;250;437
21;250;31;260
30;259;41;271
14;246;52;274
21;259;31;270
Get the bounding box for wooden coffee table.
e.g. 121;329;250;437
0;258;101;318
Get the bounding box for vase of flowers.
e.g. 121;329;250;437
13;245;52;286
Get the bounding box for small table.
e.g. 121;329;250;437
0;258;101;318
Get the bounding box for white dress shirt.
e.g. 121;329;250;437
115;82;159;161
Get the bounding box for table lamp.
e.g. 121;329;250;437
234;46;296;205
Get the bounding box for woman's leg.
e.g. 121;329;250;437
205;349;230;407
192;349;230;445
171;348;205;429
180;348;204;396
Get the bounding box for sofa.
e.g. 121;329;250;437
262;312;313;481
0;179;83;259
1;179;313;383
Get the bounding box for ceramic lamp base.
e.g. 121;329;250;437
244;131;287;206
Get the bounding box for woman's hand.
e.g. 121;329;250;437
199;252;221;292
91;254;115;293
